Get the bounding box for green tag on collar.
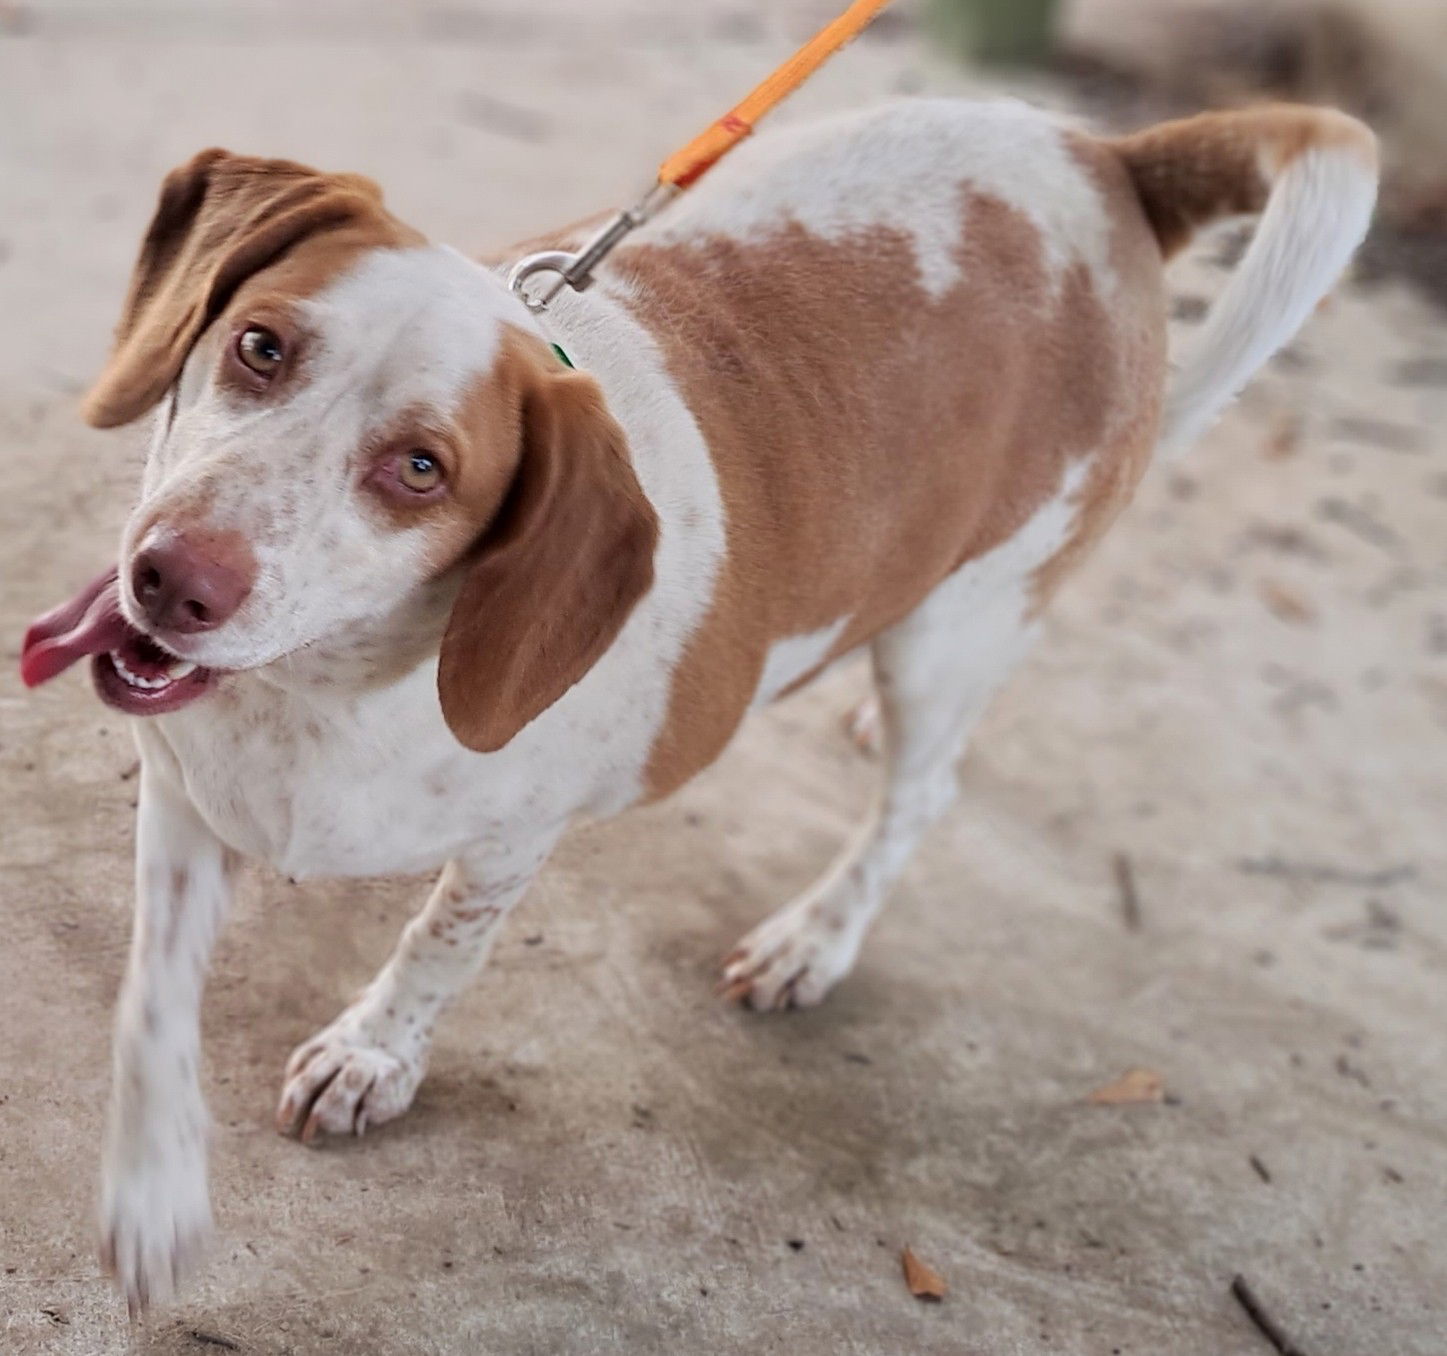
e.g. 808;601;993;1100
550;342;575;370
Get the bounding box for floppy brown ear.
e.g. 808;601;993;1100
83;147;410;428
438;355;660;753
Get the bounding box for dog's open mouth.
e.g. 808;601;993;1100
20;566;218;715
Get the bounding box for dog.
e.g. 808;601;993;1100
20;97;1376;1308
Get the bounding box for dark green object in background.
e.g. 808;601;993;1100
929;0;1061;66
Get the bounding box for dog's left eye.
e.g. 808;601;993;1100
398;451;444;493
236;326;285;378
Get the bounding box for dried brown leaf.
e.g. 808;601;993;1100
1258;578;1317;625
1264;410;1302;460
901;1246;947;1301
1087;1068;1165;1105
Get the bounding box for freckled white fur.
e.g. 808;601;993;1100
101;760;229;1309
100;96;1374;1308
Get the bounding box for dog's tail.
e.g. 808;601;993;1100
1114;105;1377;456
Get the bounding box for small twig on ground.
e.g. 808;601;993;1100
1236;857;1416;890
1112;851;1142;932
188;1331;241;1351
1316;497;1403;555
1231;1275;1311;1356
1249;1154;1273;1184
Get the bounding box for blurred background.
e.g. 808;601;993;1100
1;3;1444;1354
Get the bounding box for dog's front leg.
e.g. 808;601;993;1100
276;831;559;1144
101;760;235;1313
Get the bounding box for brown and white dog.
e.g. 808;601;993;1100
21;98;1376;1308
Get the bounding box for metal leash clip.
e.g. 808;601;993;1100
508;1;893;312
508;183;677;313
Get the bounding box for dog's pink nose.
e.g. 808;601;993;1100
131;534;252;634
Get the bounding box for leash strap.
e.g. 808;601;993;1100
659;0;894;189
509;0;894;312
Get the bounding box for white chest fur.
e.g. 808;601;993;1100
139;666;519;877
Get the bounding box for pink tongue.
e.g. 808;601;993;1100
20;567;135;688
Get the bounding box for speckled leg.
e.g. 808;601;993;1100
101;760;236;1313
276;833;558;1143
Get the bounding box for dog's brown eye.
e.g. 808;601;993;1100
398;451;443;493
236;326;284;377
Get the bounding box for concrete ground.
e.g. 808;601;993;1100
2;3;1445;1353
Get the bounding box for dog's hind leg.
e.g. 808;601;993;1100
720;570;1038;1011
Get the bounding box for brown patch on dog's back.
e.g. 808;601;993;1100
622;174;1164;800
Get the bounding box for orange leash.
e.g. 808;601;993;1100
510;0;896;311
658;0;895;189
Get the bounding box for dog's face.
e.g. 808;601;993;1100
28;150;657;751
128;242;531;675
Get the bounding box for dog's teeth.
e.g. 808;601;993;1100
110;651;174;691
167;660;197;680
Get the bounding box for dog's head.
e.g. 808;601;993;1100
22;150;657;752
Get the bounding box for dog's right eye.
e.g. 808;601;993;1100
235;326;285;379
398;451;444;493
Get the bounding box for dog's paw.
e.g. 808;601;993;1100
100;1148;211;1315
276;1023;424;1144
718;897;865;1012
